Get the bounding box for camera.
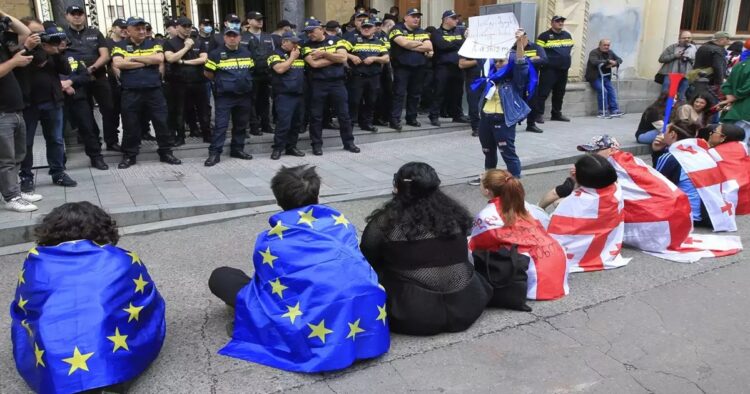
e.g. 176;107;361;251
39;31;67;44
0;16;11;33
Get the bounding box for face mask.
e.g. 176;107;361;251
202;26;213;34
228;23;240;30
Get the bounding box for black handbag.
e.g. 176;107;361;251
654;72;665;84
472;245;532;312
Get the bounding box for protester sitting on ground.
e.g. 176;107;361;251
209;165;389;372
10;201;165;393
468;169;569;301
635;93;669;144
707;123;745;147
674;94;711;128
707;124;750;216
361;162;491;336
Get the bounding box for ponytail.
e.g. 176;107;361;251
481;169;531;226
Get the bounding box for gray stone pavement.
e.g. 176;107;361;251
1;169;748;393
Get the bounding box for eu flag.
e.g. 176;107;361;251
219;204;390;372
10;240;166;393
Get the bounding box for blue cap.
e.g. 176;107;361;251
303;19;322;31
280;31;300;43
66;5;84;14
354;11;369;18
224;27;240;35
442;10;459;19
42;21;64;35
405;8;422;16
361;18;377;27
126;17;146;26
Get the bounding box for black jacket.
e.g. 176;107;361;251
585;48;622;82
29;51;71;106
693;41;727;85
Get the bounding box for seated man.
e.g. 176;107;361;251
11;202;165;393
585;39;623;118
208;165;389;372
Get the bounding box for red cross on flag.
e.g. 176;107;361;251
709;141;750;216
547;183;631;272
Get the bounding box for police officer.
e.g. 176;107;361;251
268;32;306;160
347;17;389;132
64;5;120;151
163;16;210;146
210;13;242;52
389;8;433;131
302;19;359;155
533;15;574;125
203;26;254;166
343;10;368;42
245;11;275;135
374;17;393;126
106;18;127;149
520;33;549;133
111;17;181;169
459;55;481;136
429;10;469;127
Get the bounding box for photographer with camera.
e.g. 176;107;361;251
656;31;696;101
0;9;42;212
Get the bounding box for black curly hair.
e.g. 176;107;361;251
366;162;473;240
34;202;120;246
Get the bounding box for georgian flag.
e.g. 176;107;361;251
547;183;631;273
709;141;750;215
609;150;742;263
669;138;739;232
469;199;569;301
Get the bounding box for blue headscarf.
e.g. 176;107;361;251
470;54;538;101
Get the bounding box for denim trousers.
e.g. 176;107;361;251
0;111;26;201
21;102;65;179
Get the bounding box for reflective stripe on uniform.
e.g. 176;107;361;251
538;39;574;48
205;58;254;71
111;45;163;57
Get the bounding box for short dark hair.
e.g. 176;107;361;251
720;123;746;142
669;119;699;140
575;154;618;189
270;165;321;211
34;202;120;246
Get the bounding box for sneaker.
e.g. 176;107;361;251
20;177;34;193
610;110;625;118
20;192;42;202
52;173;78;187
468;177;482;186
4;196;38;212
597;113;612;119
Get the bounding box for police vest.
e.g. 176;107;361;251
389;23;430;67
111;39;163;89
537;29;574;69
433;26;464;65
65;55;92;100
247;31;276;74
267;49;305;95
65;26;106;77
348;36;388;76
205;46;255;95
302;36;347;81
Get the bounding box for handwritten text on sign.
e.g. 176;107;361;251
458;13;519;59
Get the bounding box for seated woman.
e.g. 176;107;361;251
708;123;750;215
635;93;668;144
11;202;165;394
469;169;569;301
361;162;491;336
209;165;389;373
674;94;711;128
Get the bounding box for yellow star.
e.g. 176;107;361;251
258;247;279;268
27;247;39;258
61;346;94;375
17;296;29;314
307;319;333;343
18;268;25;286
34;342;45;367
297;209;318;228
107;327;129;352
269;278;288;299
132;274;149;294
331;213;350;228
346;318;366;340
21;319;33;337
127;251;142;265
281;302;303;324
123;303;144;322
268;220;289;239
92;241;108;247
376;304;387;325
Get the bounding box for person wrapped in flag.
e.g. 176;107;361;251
208;165;389;372
469;169;569;301
707;124;750;215
10;202;166;394
548;155;631;272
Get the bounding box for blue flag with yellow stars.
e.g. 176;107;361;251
10;240;166;393
219;204;390;372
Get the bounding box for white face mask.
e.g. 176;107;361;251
202;26;213;34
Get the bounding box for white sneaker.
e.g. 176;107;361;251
20;192;42;202
4;197;38;212
468;177;482;186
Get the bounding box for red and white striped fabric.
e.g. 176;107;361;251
547;183;631;273
469;199;569;300
709;141;750;215
669;138;739;232
609;150;742;263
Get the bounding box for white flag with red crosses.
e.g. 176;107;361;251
709;141;750;216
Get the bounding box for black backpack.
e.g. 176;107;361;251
472;245;532;312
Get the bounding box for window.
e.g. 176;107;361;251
738;0;750;33
117;6;124;18
108;5;115;18
680;0;727;32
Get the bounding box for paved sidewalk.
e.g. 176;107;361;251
2;114;643;231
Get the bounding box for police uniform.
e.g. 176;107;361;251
430;22;466;124
268;47;305;157
111;34;179;167
519;41;548;132
374;28;393;125
535;24;574;121
204;40;255;164
246;28;276;134
388;18;431;127
65;56;107;169
347;26;388;130
460;56;482;134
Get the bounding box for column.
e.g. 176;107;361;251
280;0;304;29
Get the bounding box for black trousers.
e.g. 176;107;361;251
309;79;354;148
250;77;272;132
391;65;425;123
273;93;302;150
209;266;251;307
183;81;212;137
464;72;481;131
108;74;121;141
91;77;119;146
430;63;465;120
120;87;174;158
167;80;211;139
66;97;102;159
375;64;393;122
534;67;569;118
348;73;380;128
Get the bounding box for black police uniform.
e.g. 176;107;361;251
374;29;393;125
460;56;482;133
347;33;388;129
247;30;276;134
204;44;254;157
389;22;431;126
430;25;465;122
268;49;305;153
65;25;119;147
111;38;177;164
163;35;211;142
301;35;356;153
65;56;105;164
535;29;574;120
518;42;548;130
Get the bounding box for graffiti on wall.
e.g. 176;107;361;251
585;0;643;78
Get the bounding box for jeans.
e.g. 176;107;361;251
637;129;659;144
478;113;521;177
590;77;619;114
0;112;26;201
661;77;689;101
21;103;65;179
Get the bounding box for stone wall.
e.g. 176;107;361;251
4;0;35;19
545;78;662;118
